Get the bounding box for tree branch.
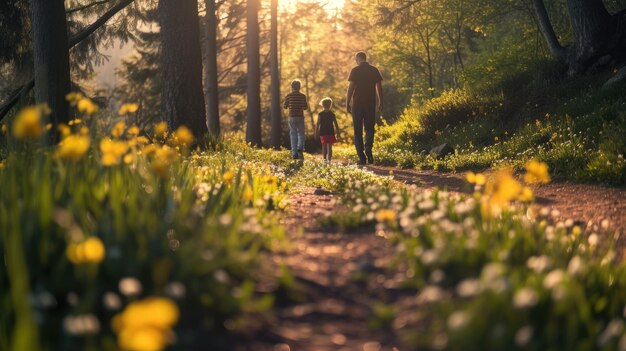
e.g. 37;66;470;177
532;0;567;61
0;0;136;122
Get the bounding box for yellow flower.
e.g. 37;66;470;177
172;126;194;148
141;144;159;156
77;97;99;115
524;160;550;184
151;146;177;177
68;118;82;126
80;126;90;136
135;136;149;146
66;237;105;264
13;105;45;139
58;124;71;138
82;237;106;263
243;186;254;201
222;170;235;184
519;186;534;202
56;134;91;162
375;209;397;224
466;172;486;186
66;92;84;105
153;122;168;138
118;103;139;116
112;297;179;351
481;169;522;217
112;121;126;138
124;153;135;165
100;139;129;166
127;125;140;137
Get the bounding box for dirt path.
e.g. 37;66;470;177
242;187;409;351
366;164;626;252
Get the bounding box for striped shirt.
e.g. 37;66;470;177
283;91;309;117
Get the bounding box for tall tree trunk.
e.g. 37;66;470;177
31;0;71;139
246;0;262;146
534;0;626;75
567;0;617;73
205;0;220;136
532;0;567;61
159;0;208;138
270;0;281;149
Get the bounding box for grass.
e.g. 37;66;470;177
300;158;626;350
360;63;626;184
0;104;295;350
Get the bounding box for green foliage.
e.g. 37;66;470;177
314;158;626;350
0;135;290;350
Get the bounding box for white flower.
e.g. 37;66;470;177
421;249;439;266
165;281;187;298
417;285;444;303
513;288;539;309
515;325;534;347
447;310;470;330
567;256;585;276
103;292;121;310
543;269;565;290
588;233;599;247
456;278;482;298
527;255;551;273
118;277;142;296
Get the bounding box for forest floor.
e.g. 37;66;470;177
365;164;626;250
239;161;625;350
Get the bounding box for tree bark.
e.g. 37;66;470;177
246;0;262;146
270;0;282;149
566;0;617;74
205;0;220;136
534;0;626;75
532;0;567;61
31;0;71;135
159;0;208;138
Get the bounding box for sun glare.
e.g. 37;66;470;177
281;0;345;11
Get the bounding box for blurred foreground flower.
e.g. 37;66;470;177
172;126;194;148
112;297;179;351
66;237;106;264
465;171;486;186
77;97;99;115
56;134;91;162
100;139;129;166
13;105;49;139
375;209;397;224
119;103;139;115
153;122;168;138
112;121;126;138
223;170;235;184
524;160;550;184
151;146;178;177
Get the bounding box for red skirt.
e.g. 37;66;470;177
320;135;337;144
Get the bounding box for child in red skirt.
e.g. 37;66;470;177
316;98;340;164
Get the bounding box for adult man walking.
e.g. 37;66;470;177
346;52;383;165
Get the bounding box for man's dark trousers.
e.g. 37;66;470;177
352;106;376;163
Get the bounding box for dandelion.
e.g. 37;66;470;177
466;172;486;185
154;122;168;138
375;209;396;224
56;134;90;162
519;186;534;202
243;186;254;201
118;103;139;115
151;146;177;177
172;126;194;148
111;121;126;138
524;160;551;184
100;139;129;166
66;92;83;105
222;170;235;184
77;97;99;115
13;105;47;139
58;124;71;138
127;125;140;137
111;297;179;351
66;237;105;264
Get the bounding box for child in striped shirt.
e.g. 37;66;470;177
283;80;309;159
